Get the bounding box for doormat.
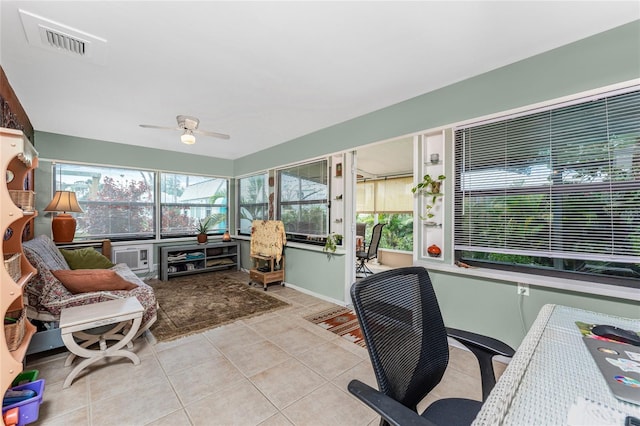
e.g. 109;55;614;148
304;306;366;347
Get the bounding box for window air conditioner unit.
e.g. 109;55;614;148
112;244;152;273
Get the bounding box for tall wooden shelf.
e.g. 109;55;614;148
1;128;38;394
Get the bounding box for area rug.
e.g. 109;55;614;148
145;271;289;342
304;306;366;347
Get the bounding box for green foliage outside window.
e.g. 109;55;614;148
356;213;413;252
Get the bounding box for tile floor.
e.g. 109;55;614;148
25;272;506;426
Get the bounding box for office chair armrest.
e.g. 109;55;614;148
446;327;515;358
347;380;436;426
446;327;515;401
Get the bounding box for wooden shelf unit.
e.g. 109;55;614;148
249;254;285;291
159;241;240;281
1;128;38;393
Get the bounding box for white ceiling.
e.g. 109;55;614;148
1;1;638;170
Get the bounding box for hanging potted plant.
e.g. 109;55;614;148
323;233;343;258
411;174;446;221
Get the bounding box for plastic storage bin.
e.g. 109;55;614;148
11;370;39;388
2;379;45;426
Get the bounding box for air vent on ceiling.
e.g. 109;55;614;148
19;9;108;65
44;29;86;55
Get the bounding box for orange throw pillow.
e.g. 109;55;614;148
51;269;137;294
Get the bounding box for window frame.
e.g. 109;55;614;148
276;159;329;244
237;172;269;236
452;85;640;289
52;162;230;242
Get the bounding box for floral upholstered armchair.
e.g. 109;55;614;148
22;235;157;338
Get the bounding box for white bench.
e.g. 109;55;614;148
59;297;144;388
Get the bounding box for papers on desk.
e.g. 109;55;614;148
567;397;628;425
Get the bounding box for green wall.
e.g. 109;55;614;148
430;271;639;349
29;21;639;347
34;132;233;175
235;21;640;175
231;21;640;346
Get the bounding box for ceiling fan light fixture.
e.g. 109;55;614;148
181;130;196;145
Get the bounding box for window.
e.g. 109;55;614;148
54;163;155;240
454;88;640;287
160;173;228;238
278;160;328;240
238;173;269;235
357;176;414;251
53;164;229;241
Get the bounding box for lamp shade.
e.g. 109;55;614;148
44;191;84;213
44;191;83;243
181;131;196;145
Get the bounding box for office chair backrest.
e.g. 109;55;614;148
350;266;449;411
366;223;385;258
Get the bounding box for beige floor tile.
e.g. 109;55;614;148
25;354;75;387
204;322;266;352
248;315;298;336
35;407;89;425
132;334;155;359
155;337;220;375
88;356;169;402
90;375;181;425
259;413;294;426
168;352;245;405
329;334;370;359
146;409;192;425
268;326;328;356
185;379;278;426
37;378;89;421
331;360;377;392
447;345;481;378
429;365;482;401
282;382;377;426
296;341;362;380
223;339;290;376
494;359;508;380
153;332;209;353
285;293;328;307
250;358;326;409
24;272;491;426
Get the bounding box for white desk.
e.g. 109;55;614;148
59;297;143;388
473;304;640;425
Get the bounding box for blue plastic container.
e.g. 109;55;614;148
2;379;45;426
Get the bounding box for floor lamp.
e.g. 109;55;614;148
44;191;83;243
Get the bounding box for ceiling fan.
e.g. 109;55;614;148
139;115;230;145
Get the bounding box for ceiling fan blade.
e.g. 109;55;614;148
139;124;180;131
194;129;231;140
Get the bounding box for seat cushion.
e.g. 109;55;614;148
422;398;483;426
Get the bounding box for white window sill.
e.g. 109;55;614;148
415;260;639;302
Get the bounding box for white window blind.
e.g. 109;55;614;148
454;88;640;263
357;177;413;214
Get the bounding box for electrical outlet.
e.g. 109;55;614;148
517;283;529;296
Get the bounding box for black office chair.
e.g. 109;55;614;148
356;223;385;276
348;267;515;426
